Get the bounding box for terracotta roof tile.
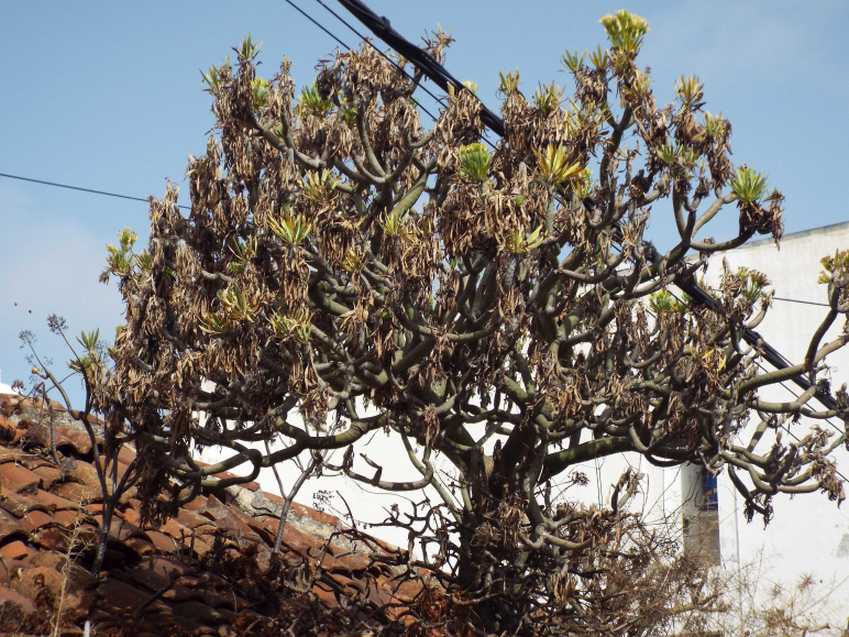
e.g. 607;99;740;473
0;539;32;561
23;489;78;513
29;525;69;552
0;461;42;493
0;393;437;635
22;419;94;458
29;461;64;487
21;508;53;532
123;536;155;557
0;415;23;445
144;529;178;553
0;400;15;417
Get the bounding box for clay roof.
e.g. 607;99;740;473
0;393;441;636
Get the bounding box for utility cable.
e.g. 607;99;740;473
0;171;189;210
312;0;446;107
282;0;441;125
754;370;849;486
283;0;351;51
773;296;830;308
335;0;506;139
290;1;848;471
665;282;846;441
0;3;429;215
314;0;496;152
310;0;508;149
4;160;834;316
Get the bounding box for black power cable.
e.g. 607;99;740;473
311;0;511;150
282;0;442;125
312;0;446;108
333;0;843;414
335;0;506;137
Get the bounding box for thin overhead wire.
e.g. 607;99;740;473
0;2;433;216
773;296;830;308
312;0;446;107
310;0;504;149
662;284;849;485
311;0;504;151
9;2;838;495
754;358;847;438
665;283;845;434
283;0;442;125
0;171;189;210
312;0;498;151
336;0;507;134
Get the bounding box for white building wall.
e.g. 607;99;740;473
704;222;849;629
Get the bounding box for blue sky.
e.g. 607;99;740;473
1;1;847;403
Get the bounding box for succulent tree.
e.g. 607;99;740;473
90;11;849;634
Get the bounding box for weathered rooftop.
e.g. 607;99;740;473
0;392;438;636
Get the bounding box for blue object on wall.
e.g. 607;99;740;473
702;468;718;511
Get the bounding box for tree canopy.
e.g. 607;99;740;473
81;10;849;634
